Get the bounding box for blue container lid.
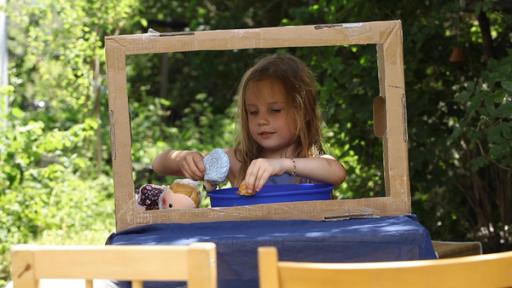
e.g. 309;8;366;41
208;183;333;207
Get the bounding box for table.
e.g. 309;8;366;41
107;215;436;288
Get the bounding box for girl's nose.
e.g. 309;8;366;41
257;113;270;125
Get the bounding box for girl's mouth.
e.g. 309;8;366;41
258;131;275;139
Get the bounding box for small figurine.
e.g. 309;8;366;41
136;179;201;210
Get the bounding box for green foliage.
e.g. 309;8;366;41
0;111;115;285
1;0;141;285
447;52;512;250
451;53;512;170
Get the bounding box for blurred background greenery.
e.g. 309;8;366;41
1;0;511;285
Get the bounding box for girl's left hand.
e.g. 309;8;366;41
244;158;289;195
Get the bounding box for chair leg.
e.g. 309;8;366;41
188;243;217;288
258;247;280;288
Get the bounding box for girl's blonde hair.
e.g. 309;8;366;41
234;53;323;184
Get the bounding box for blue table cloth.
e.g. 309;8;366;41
106;215;436;288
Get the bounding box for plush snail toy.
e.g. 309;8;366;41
136;179;201;210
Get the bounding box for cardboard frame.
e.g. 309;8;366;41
105;20;410;232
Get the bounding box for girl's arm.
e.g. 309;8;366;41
244;155;346;194
293;155;346;185
152;149;206;180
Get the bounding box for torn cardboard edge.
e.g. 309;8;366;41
105;20;410;232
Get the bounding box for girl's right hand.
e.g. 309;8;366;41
179;151;205;181
243;158;290;195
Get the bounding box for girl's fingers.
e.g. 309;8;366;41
182;165;195;180
246;159;273;194
190;157;204;180
183;153;204;180
255;170;271;192
244;162;260;194
194;156;206;175
179;152;205;180
183;163;198;180
252;164;264;193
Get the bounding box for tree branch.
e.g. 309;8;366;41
477;10;495;60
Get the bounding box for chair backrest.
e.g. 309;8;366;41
258;246;512;288
11;243;216;288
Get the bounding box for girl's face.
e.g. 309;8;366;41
245;78;297;158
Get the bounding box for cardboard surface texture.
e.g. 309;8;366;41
105;20;410;232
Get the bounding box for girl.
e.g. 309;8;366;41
153;54;346;195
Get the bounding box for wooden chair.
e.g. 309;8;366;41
258;246;512;288
11;243;217;288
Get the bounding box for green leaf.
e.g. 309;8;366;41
470;156;488;172
487;125;502;143
502;80;512;93
495;103;512;117
455;91;470;102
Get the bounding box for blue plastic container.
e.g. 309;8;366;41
208;183;333;207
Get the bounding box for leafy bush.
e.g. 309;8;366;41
0;110;115;285
1;0;141;284
447;52;512;251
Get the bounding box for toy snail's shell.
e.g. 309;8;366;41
203;148;230;183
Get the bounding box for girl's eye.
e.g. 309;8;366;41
271;108;282;113
248;111;258;116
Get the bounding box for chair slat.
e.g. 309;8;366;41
259;247;512;288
